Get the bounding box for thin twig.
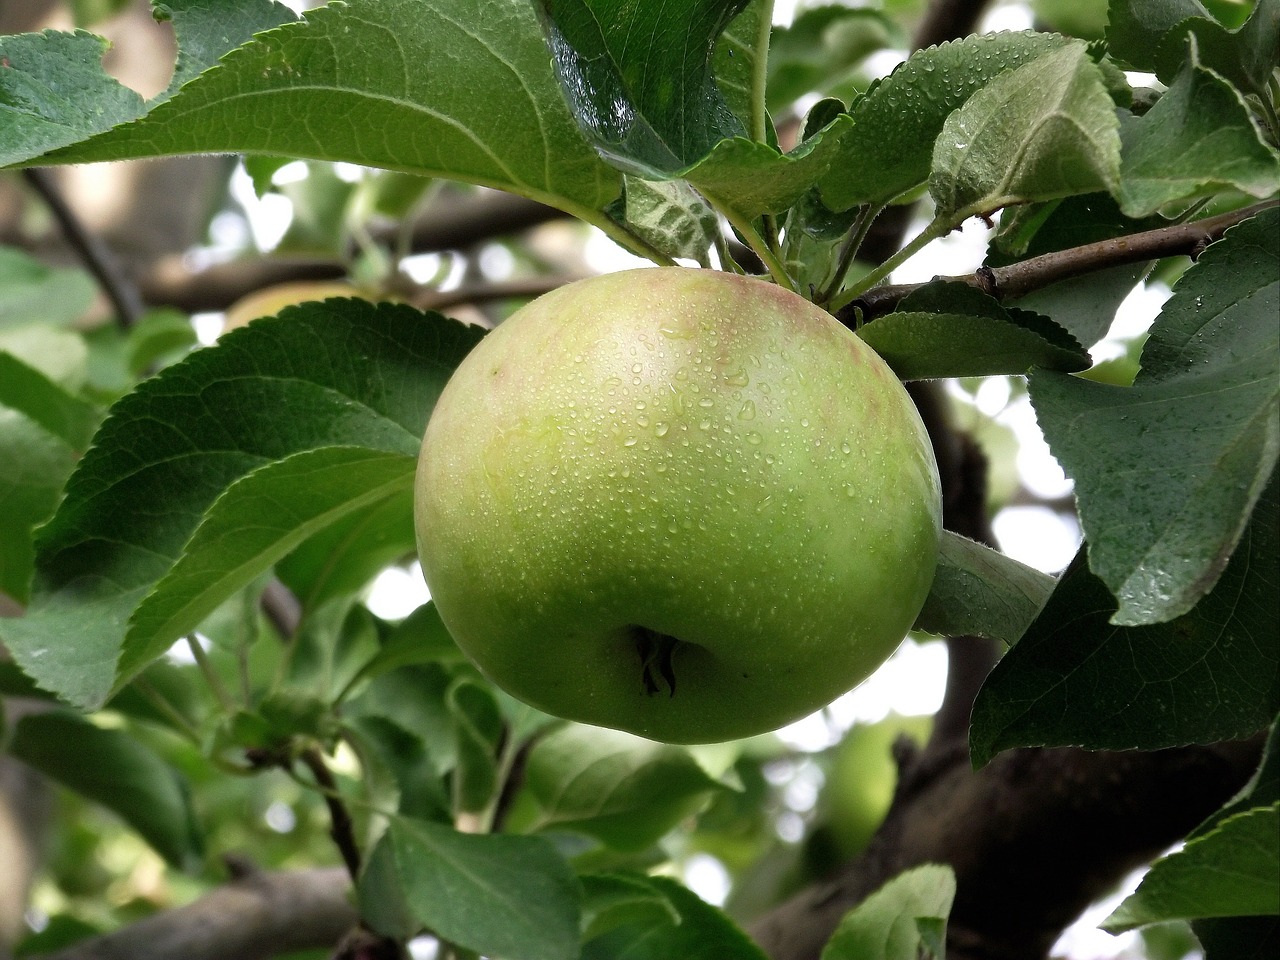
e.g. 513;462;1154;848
837;199;1278;325
21;167;147;330
300;748;363;881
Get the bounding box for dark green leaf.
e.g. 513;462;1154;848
930;44;1121;221
579;872;682;941
0;410;77;603
535;0;750;176
122;447;415;686
286;602;383;704
12;1;620;216
912;531;1055;645
448;679;503;813
348;663;458;774
819;31;1069;211
0;300;480;708
1103;802;1280;931
1192;714;1280;841
582;873;769;960
1106;0;1212;71
969;479;1279;766
1194;916;1280;959
357;833;422;940
1030;209;1279;624
1118;60;1280;218
343;714;450;823
859;283;1089;380
1151;1;1280;96
820;864;956;960
517;725;723;852
389;816;581;960
8;712;203;869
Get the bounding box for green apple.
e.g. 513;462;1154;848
415;268;941;743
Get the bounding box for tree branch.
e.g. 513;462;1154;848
21;168;147;330
839;200;1279;325
749;735;1264;960
299;749;362;882
36;867;355;960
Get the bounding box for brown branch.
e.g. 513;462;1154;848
137;193;566;313
299;749;362;881
749;735;1264;960
841;200;1279;325
21;168;147;330
35;867;355;960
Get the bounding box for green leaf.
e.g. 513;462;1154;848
517;725;723;852
1118;58;1280;218
912;531;1055;645
1103;803;1280;932
448;679;504;814
1193;915;1280;959
993;193;1161;348
0;248;96;329
0;31;146;166
0;410;78;604
122;447;415;687
286;601;383;704
535;0;750;177
1192;713;1280;841
0;299;480;708
388;816;581;960
579;872;682;942
612;177;719;266
343;714;451;823
357;834;422;940
276;486;416;614
765;6;901;113
348;663;459;774
682;116;853;221
1105;0;1212;72
7;711;203;869
820;864;956;960
969;479;1278;766
929;43;1121;221
157;0;297;97
349;603;464;693
12;1;620;216
818;31;1070;211
1030;209;1279;625
857;282;1090;380
581;873;769;960
1151;2;1280;96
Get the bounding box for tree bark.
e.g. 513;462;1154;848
748;737;1264;960
35;867;356;960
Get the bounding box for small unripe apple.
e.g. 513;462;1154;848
415;268;941;743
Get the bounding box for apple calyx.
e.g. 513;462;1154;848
632;626;681;697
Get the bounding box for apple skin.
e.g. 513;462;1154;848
415;268;941;743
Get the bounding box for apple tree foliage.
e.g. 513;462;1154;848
0;0;1276;957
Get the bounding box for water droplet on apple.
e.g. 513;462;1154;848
739;400;756;420
655;422;670;437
